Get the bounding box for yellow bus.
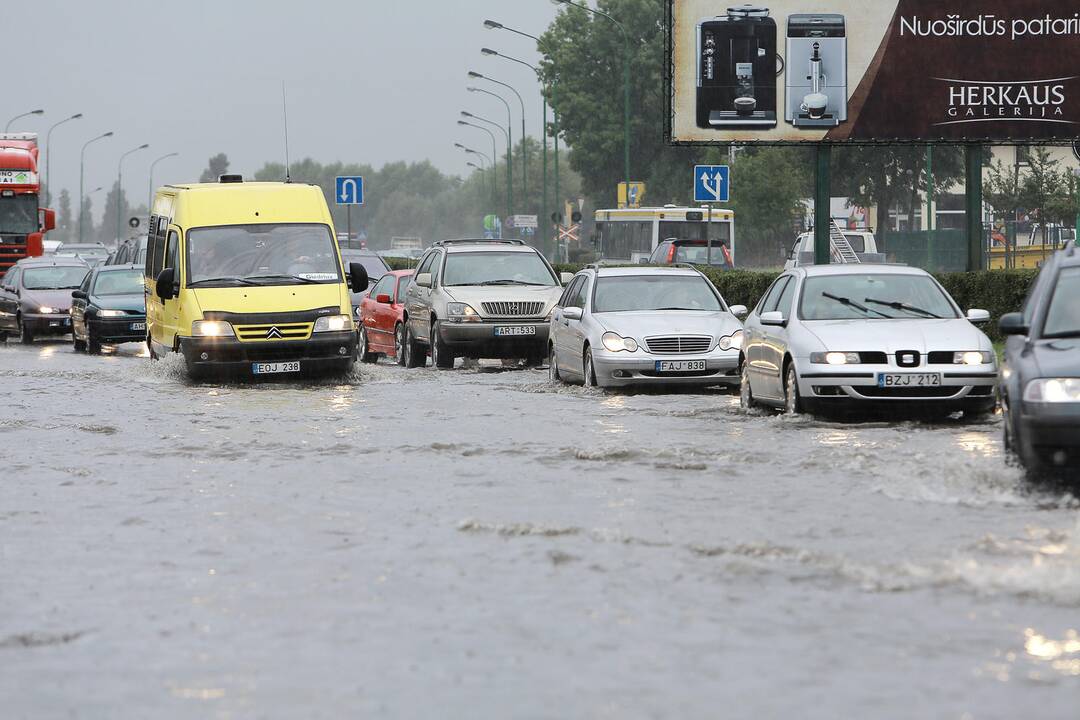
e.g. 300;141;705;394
593;206;735;266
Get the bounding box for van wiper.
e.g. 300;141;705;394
864;298;941;318
189;276;258;287
821;292;889;319
246;274;321;284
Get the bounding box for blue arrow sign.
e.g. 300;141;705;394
335;176;364;205
694;165;729;203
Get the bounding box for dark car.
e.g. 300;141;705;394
648;238;734;269
1000;246;1080;475
70;264;147;353
0;258;90;343
341;249;391;315
106;235;148;266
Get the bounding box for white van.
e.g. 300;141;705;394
784;229;885;269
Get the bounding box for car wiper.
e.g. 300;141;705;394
477;279;546;286
864;297;941;319
188;276;258;287
655;306;705;311
246;274;321;284
821;292;890;319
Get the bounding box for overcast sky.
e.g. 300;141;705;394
6;0;558;219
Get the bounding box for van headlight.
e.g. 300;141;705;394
192;320;235;338
602;332;638;353
717;330;743;351
1024;378;1080;403
447;302;482;323
314;314;352;333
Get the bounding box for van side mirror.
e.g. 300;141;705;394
999;312;1029;336
760;311;786;327
729;304;748;319
72;289;87;300
155;267;175;301
415;272;432;289
348;263;369;293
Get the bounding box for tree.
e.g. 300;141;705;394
1020;147;1067;243
77;196;94;242
97;181;130;245
56;189;73;243
728;147;814;265
199;153;230;183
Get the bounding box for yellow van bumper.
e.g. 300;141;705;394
179;331;357;375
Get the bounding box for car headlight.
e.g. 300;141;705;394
354;305;362;317
38;306;57;315
811;352;860;365
717;330;743;351
99;309;126;318
954;351;992;365
602;332;638;353
545;306;555;321
313;314;352;333
191;320;235;338
447;302;482;323
1024;378;1080;404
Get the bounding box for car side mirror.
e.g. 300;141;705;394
155;267;175;301
72;289;87;300
760;311;786;327
966;308;991;324
415;272;432;289
560;272;575;285
729;304;748;319
348;263;369;293
562;307;583;321
999;312;1029;336
376;293;392;304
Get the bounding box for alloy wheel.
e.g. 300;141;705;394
549;344;561;383
785;364;801;415
740;363;754;409
395;324;405;365
584;350;596;388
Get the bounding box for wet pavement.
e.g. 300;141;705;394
2;339;1079;719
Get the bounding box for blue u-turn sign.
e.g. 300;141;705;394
335;176;364;205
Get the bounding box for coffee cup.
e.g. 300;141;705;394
734;96;756;116
801;92;829;119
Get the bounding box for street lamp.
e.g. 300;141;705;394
116;143;149;246
457;121;500;210
465;88;514;218
43;113;83;206
79;131;114;242
462;109;512;218
471;68;528;207
4;109;45;133
148;152;179;210
550;0;631;183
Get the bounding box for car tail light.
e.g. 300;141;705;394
666;245;676;264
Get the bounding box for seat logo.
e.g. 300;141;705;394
266;326;284;339
897;351;920;368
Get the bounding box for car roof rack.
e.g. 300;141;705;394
432;238;525;247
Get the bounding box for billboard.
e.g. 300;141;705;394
668;1;1080;145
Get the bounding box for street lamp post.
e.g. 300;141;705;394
552;0;630;183
4;109;45;133
43;113;83;207
116;143;150;247
455;143;492;207
148;152;179;210
466;85;515;221
462;108;513;220
457;121;500;212
470;70;527;212
79;131;114;242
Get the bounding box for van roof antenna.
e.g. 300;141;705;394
282;81;292;183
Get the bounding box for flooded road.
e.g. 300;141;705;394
3;340;1079;719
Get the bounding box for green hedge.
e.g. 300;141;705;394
384;256;1037;342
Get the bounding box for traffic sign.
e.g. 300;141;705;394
558;224;580;243
694;165;729;203
335;176;364;205
618;182;646;209
510;214;538;229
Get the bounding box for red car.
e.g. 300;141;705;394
357;269;413;364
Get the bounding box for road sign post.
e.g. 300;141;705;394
693;165;729;204
335;176;364;247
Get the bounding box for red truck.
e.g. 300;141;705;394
0;133;56;273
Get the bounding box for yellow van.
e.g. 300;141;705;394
144;177;369;378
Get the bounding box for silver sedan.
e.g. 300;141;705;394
741;264;999;416
549;266;746;389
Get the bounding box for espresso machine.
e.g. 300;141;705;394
696;6;778;129
785;14;847;128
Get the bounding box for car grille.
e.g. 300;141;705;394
481;301;544;317
644;336;713;355
234;322;314;343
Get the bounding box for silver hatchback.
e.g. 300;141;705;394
549;266;746;389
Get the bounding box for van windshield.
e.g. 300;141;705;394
186;224;341;286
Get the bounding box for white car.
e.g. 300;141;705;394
741;264;998;416
549;265;746;389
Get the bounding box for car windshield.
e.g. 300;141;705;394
442;251;556;287
1042;266;1080;338
593;275;723;313
93;269;144;296
341;252;390;282
0;195;39;234
800;274;958;321
186;224;341;286
23;266;89;290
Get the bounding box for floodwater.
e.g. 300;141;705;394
2;340;1079;719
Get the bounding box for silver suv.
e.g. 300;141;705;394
401;239;571;368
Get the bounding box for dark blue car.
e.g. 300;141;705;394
70;264;147;354
1000;246;1080;476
